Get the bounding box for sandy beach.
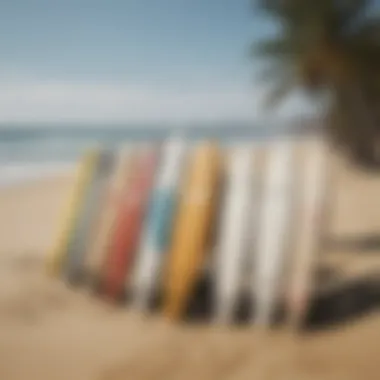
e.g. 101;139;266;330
0;141;379;380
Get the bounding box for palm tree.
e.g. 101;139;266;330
252;0;380;167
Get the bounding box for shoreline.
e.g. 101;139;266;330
0;133;318;189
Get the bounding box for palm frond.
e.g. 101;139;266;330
252;0;380;114
256;62;294;84
251;36;304;59
263;75;297;109
336;0;372;30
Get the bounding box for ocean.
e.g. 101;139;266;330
0;121;312;187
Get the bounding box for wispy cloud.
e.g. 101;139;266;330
0;79;314;124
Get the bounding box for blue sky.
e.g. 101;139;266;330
0;0;309;124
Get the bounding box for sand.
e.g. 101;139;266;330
0;143;379;380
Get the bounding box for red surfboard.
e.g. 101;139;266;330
103;146;159;302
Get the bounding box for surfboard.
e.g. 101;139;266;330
253;139;294;327
46;148;99;277
163;141;221;320
214;144;255;324
133;137;187;310
83;147;133;290
103;145;159;302
64;149;115;284
287;139;328;329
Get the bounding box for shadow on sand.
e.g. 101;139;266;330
172;270;380;332
104;257;380;333
306;273;380;332
326;233;380;253
82;262;380;333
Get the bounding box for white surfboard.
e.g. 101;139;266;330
254;139;294;327
287;139;328;328
214;145;255;323
132;136;187;310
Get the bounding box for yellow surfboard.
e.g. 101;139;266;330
46;148;100;276
163;141;221;320
84;147;134;289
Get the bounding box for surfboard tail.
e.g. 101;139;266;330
64;149;115;285
46;148;99;277
253;139;295;327
214;145;256;324
85;147;134;290
287;139;329;329
163;142;221;321
103;147;159;302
